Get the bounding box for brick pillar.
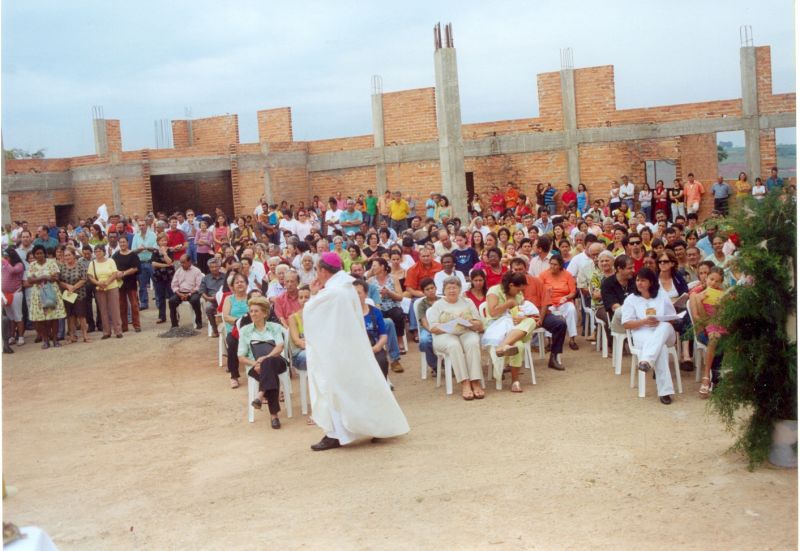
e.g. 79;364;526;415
229;144;241;215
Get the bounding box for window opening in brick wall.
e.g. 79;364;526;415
643;160;677;189
717;130;746;180
54;204;75;227
465;172;475;211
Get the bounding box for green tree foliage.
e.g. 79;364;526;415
709;190;797;469
3;148;46;160
717;144;728;163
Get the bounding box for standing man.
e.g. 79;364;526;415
683;173;705;215
711;176;732;215
168;255;204;330
181;210;200;264
199;258;226;337
543;183;558;215
166;216;187;261
619;175;635;212
388;191;410;235
364;189;378;228
305;252;410;451
405;195;416;229
377;190;392;226
339;199;364;236
132;220;157;310
766;166;784;193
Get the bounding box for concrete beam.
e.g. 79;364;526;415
740;46;761;179
238;151;308;171
4;172;73;191
149;156;231;176
434;46;468;220
93;119;108;156
72;163;142;183
260;143;274;204
560;69;580;187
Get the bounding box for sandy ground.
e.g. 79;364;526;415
2;308;797;550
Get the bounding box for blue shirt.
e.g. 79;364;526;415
696;235;714;257
339;210;363;235
711;182;731;199
766;176;784;192
131;230;158;262
452;247;480;276
425;199;437;219
363;305;387;346
543;187;557;206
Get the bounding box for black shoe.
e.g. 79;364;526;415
3;345;14;354
171;324;179;328
195;322;203;330
638;361;652;373
568;340;579;351
271;418;281;430
660;395;672;405
371;437;382;443
310;436;341;451
548;354;565;371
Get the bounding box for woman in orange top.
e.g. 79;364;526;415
538;255;579;350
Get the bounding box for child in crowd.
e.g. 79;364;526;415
691;266;727;398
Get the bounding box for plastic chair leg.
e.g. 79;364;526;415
299;369;308;415
247;376;257;423
279;371;293;418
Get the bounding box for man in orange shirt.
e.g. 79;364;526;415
510;257;567;370
684;173;705;214
404;248;442;340
504;182;520;213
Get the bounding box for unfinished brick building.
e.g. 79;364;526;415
2;31;795;227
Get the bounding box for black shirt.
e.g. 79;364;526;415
112;251;141;292
601;274;636;313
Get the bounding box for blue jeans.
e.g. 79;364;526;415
640;205;651;221
292;349;307;370
384;318;401;362
364;213;375;228
188;240;197;264
407;298;420;331
547;204;556;215
419;328;436;370
624;198;634;212
138;262;153;308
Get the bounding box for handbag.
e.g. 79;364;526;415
250;339;288;371
40;282;58;309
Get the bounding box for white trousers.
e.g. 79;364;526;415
552;302;578;337
326;408;364;446
432;331;483;382
632;322;676;397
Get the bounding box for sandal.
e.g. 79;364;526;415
306;417;316;426
511;381;523;393
251;398;263;410
699;377;711;399
230;379;240;389
495;345;512;357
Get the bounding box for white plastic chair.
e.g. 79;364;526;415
200;297;213;337
246;325;293;423
595;317;608;358
284;324;310;416
479;303;535;390
611;329;627;375
215;313;226;369
686;303;708;383
626;329;682;398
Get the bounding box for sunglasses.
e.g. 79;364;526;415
628;240;641;245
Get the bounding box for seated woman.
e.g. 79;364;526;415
426;276;485;400
538;254;580;350
465;269;487;309
237;296;287;429
484;271;537;393
368;257;406;354
621;267;677;405
352;279;390;379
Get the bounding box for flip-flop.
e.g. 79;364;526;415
511;381;523;393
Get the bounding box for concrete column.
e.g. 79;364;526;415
260;142;274;204
740;47;761;180
93;119;109;156
560;68;581;187
1;134;10;224
371;93;388;194
433;47;468;221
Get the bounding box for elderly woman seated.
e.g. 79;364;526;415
484;271;537;393
621;267;677;405
425;275;485;400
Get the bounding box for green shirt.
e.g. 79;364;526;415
365;195;379;215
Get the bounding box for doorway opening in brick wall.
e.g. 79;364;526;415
150;170;234;218
54;204;75;227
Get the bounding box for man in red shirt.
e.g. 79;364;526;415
490;185;505;217
560;184;577;214
404;248;442;340
273;271;301;327
166;216;187;261
625;233;645;273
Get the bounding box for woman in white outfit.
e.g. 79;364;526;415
621;267;677;405
426;276;485;400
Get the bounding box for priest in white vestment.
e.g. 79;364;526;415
305;252;410;451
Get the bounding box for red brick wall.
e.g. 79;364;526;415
171;115;239;152
71;181;115;221
105;120;122;153
307;135;373;154
310;167;377;204
382;88;438;145
574;66;616;128
257;107;293;143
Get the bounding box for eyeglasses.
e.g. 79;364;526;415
628;240;641;245
658;259;672;264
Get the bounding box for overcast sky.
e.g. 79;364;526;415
2;0;796;158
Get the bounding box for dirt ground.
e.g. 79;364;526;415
2;308;797;550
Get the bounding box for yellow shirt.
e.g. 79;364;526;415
389;199;410;221
88;258;121;290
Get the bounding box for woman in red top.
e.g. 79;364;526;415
490;186;505;217
514;195;532;218
538;255;579;349
465;269;487;309
560;184;577;214
653;180;668;223
482;247;508;289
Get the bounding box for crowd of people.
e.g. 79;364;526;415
1;168;790;416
